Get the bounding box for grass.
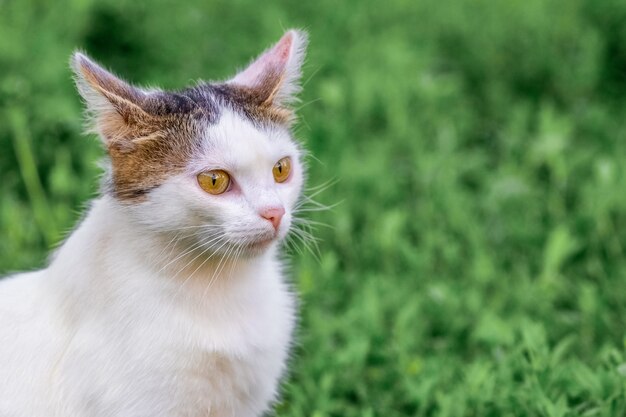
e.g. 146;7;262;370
2;0;626;415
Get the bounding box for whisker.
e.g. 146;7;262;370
285;234;305;257
176;238;226;291
292;217;332;229
294;200;343;212
227;241;245;280
155;230;183;261
293;97;321;112
287;221;322;261
202;241;236;298
301;65;321;88
173;236;230;297
172;239;220;298
171;234;226;280
158;232;222;274
305;177;339;193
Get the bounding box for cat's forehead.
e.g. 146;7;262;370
191;108;296;171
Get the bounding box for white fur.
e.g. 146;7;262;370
0;108;304;416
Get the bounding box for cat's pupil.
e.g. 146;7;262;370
212;175;217;185
278;164;283;173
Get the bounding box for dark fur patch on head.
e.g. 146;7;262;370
105;114;202;201
172;82;293;126
207;83;294;126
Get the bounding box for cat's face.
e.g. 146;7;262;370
72;30;308;256
137;109;305;255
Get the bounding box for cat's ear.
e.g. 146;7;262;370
71;52;154;146
229;29;308;108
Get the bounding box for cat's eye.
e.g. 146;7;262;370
273;157;292;183
197;170;230;195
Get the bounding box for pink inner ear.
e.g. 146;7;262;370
232;32;294;87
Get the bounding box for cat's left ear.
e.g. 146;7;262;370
229;29;308;108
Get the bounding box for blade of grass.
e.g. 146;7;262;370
7;107;58;247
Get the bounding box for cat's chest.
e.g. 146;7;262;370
131;270;295;374
59;274;295;417
65;349;283;417
173;271;295;354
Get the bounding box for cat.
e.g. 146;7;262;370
0;29;308;417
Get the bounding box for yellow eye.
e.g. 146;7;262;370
273;157;292;183
197;170;230;195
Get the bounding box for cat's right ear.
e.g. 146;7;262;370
71;52;154;147
229;30;308;109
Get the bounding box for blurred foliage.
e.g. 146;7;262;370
2;0;626;416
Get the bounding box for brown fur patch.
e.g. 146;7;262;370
209;82;294;126
105;115;203;202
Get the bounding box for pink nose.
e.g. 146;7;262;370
260;206;285;231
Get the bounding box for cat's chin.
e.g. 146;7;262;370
237;236;279;257
245;237;276;250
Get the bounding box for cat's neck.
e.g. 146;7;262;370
48;196;275;300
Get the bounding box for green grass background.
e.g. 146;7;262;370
2;0;626;415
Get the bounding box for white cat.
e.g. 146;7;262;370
0;29;308;417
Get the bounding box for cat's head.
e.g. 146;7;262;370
72;30;308;256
